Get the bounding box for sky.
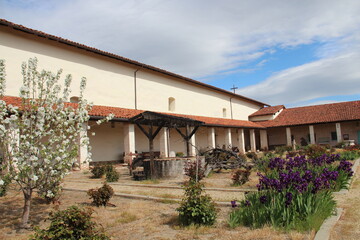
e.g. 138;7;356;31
1;0;360;107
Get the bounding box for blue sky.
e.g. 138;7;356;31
1;0;360;107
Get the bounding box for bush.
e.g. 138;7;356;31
232;168;251;186
30;205;109;240
184;160;205;181
104;165;120;182
245;152;258;161
91;165;106;178
0;175;11;197
274;146;292;156
177;181;217;226
340;150;360;160
304;144;327;159
87;183;114;207
37;180;62;203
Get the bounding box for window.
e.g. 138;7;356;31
168;97;175;112
222;108;227;118
70;96;79;103
331;132;337;141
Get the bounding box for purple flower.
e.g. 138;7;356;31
285;192;293;206
231;200;237;208
259;195;267;204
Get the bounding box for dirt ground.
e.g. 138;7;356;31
0;167;315;240
330;162;360;240
2;162;359;240
0;188;313;240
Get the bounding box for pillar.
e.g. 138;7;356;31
309;125;315;144
208;127;216;149
124;123;136;164
260;130;268;151
225;128;232;149
336;123;342;143
286;127;292;146
78;122;89;169
159;127;169;158
237;128;245;153
250;129;256;152
189;127;196;157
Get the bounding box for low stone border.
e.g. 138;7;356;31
314;208;343;240
314;158;359;239
65;179;256;193
63;187;231;206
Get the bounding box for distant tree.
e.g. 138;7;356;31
0;58;112;227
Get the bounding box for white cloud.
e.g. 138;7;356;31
237;52;360;105
1;0;360;78
1;0;360;105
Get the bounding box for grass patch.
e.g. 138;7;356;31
115;211;138;224
138;179;161;184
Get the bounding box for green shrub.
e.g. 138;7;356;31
176;152;184;157
340;150;360;160
87;183;114;207
91;165;105;178
304;144;327;159
177;181;217;226
0;175;11;197
245;152;258;161
105;168;120;182
30;205;109;240
231;168;251;186
274;146;292;156
184;160;205;181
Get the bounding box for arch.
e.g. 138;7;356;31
70;96;80;103
223;108;227;118
168;97;175;112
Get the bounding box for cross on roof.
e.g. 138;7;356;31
230;85;238;93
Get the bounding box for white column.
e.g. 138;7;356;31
124;123;136;164
286;127;292;146
189;127;196;157
237;128;245;153
208;127;216;149
159;127;169;158
225;128;232;149
78;122;89;169
336;123;342;143
309;125;315;144
250;129;256;152
260;130;268;151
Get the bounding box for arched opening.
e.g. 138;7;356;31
168;97;175;112
223;108;227;118
70;96;80;103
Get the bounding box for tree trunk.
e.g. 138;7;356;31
21;188;32;228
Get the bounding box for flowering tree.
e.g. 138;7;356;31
0;58;110;227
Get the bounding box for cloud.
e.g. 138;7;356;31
237;52;360;105
1;0;360;79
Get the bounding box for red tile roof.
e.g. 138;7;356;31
0;18;268;107
249;105;285;117
261;100;360;127
1;96;264;129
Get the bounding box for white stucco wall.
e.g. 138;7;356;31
0;27;262;120
89;121;125;162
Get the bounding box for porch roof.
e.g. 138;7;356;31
260;100;360;128
129;111;204;128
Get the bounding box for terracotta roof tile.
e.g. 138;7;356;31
249;105;285;117
1;96;264;129
261;101;360;127
0;18;268;107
